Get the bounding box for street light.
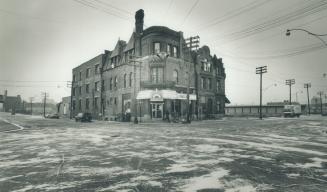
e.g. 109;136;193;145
286;28;327;46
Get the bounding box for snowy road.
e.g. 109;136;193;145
0;112;326;192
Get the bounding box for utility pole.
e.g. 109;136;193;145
129;54;142;124
304;83;311;115
318;91;324;115
286;79;295;104
41;92;48;117
67;81;73;119
29;97;34;115
256;66;267;120
185;36;199;123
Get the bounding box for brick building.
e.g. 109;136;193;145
71;9;229;121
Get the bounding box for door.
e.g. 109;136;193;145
151;103;163;119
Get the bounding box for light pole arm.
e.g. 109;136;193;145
286;28;327;46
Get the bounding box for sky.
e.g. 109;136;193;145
0;0;326;104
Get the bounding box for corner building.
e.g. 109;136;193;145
71;9;229;121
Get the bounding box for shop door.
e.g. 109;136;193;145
151;103;163;119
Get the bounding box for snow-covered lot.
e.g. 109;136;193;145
0;113;327;192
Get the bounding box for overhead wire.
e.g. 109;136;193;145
180;0;200;26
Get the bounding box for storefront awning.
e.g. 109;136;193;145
225;96;231;104
136;89;197;101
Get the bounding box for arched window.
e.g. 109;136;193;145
173;70;178;83
129;72;133;87
109;78;113;90
114;76;118;88
123;74;127;88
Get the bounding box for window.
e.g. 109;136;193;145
124;74;127;88
154;42;161;54
110;78;113;90
86;68;91;78
173;70;178;83
110;98;113;105
217;80;222;91
95;81;100;92
173;46;178;57
201;77;206;89
111;57;117;68
151;67;163;83
72;100;76;110
86;98;89;110
167;44;171;55
129;72;133;87
86;84;89;93
95;64;100;74
79;86;82;94
73;75;76;82
114;76;118;88
94;97;98;109
202;59;211;72
78;99;82;110
114;97;117;105
72;88;76;96
101;80;105;91
208;78;212;89
79;71;82;81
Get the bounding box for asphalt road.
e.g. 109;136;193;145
0;112;326;192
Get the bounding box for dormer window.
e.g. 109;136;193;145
202;59;211;72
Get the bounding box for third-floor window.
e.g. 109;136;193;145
86;68;91;78
95;64;100;74
154;42;160;54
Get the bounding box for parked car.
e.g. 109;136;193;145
46;113;59;119
75;113;92;122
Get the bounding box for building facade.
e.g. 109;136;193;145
71;9;229;121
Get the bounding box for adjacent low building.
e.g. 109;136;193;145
71;9;229;121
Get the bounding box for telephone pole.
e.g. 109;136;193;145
304;83;311;115
318;91;324;115
286;79;295;104
256;66;267;120
184;36;199;123
41;92;48;117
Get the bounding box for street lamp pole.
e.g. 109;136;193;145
286;79;295;105
286;29;327;46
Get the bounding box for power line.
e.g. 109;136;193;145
193;0;272;32
73;0;132;21
212;0;327;44
180;0;199;26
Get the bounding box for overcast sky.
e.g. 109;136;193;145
0;0;326;104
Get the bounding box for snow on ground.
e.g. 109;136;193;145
1;113;327;191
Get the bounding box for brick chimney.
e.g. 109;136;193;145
135;9;144;34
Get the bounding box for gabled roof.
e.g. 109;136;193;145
123;33;135;52
111;40;126;57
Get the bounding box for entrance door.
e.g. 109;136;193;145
151;103;163;119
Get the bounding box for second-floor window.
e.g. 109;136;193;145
86;68;91;78
124;74;127;88
110;78;113;90
86;84;89;93
129;72;133;87
79;71;82;81
173;70;178;83
154;42;160;54
151;67;163;83
114;76;118;88
201;77;206;89
85;98;89;110
95;81;100;92
217;80;222;91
